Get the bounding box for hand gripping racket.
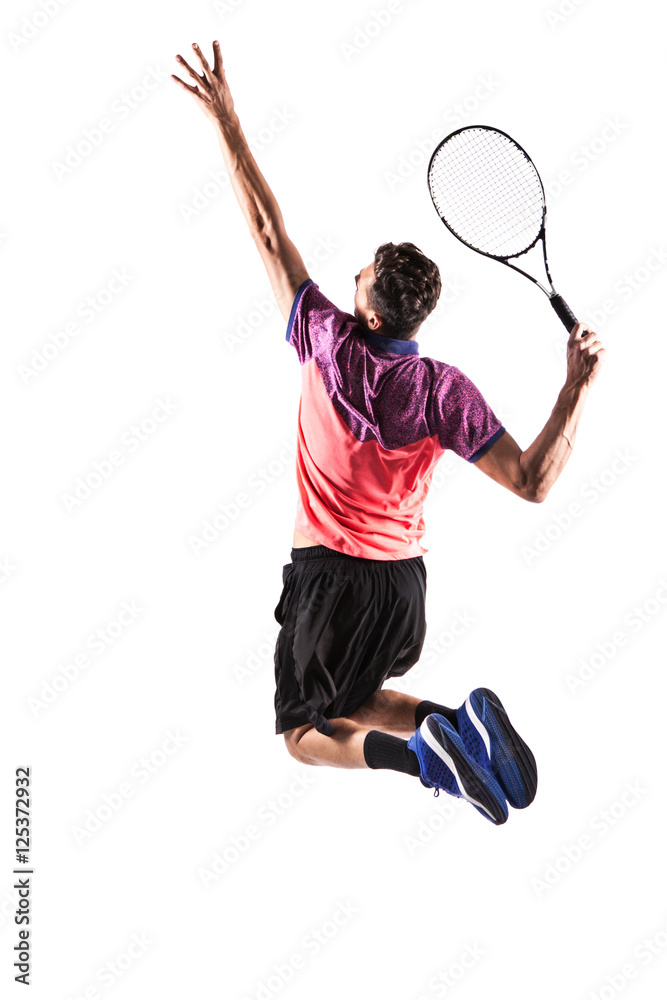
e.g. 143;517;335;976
427;125;578;332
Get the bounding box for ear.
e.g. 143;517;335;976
367;312;382;331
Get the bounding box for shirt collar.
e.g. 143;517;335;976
358;327;419;355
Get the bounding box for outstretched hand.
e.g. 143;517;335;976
565;323;606;389
172;41;236;127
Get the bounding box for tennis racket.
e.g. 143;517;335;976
427;125;578;332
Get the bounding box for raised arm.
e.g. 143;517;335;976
474;322;606;502
172;41;308;321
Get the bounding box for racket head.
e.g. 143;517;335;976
427;125;547;261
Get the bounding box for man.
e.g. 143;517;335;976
173;42;605;826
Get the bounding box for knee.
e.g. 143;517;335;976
283;727;316;765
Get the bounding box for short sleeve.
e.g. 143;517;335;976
435;365;505;462
285;279;354;364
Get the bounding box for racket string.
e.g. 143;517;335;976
430;132;541;235
428;128;544;258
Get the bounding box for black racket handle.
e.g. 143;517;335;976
550;293;578;332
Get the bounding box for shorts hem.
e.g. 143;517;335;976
275;715;316;735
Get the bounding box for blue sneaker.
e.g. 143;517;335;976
457;689;538;809
407;714;508;825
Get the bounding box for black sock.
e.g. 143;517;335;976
363;730;420;776
414;699;458;729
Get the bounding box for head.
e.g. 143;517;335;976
353;242;442;340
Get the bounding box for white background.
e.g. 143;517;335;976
2;0;666;997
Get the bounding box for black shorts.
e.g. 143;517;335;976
273;544;427;737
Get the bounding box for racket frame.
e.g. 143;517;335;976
427;124;578;331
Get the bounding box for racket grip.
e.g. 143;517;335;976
549;293;578;332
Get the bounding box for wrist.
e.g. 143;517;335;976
213;109;242;138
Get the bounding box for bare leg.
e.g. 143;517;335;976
284;719;373;769
346;688;423;737
283;688;425;769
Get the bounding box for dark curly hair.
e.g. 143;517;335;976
367;242;441;340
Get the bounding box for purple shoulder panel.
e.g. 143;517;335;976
287;281;503;457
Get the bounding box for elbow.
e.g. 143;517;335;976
251;219;275;251
514;464;549;503
515;456;550;503
251;215;284;255
521;480;549;504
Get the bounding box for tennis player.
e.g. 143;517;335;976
173;42;605;825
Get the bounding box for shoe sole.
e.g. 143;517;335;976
467;689;538;809
419;715;508;825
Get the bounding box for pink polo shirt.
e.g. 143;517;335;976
286;279;505;560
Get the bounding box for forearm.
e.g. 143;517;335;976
213;113;285;242
519;381;589;502
172;43;309;320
